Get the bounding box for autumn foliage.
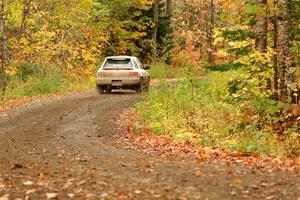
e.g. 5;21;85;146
0;0;172;98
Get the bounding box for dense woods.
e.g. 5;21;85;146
0;0;174;97
2;1;300;199
0;0;299;155
169;0;300;114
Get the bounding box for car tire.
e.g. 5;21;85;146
97;85;105;94
135;82;144;93
106;88;112;94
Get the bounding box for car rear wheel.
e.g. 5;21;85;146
106;88;112;94
135;79;149;93
97;85;105;94
135;83;144;93
97;86;111;94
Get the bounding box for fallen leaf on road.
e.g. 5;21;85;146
63;179;74;189
0;182;5;189
117;108;300;175
26;189;36;195
266;195;275;200
38;172;48;181
11;164;25;169
195;170;202;176
249;184;259;189
86;193;97;198
46;192;58;199
23;181;34;186
232;178;241;185
0;194;9;200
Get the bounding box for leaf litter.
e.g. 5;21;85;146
116;108;300;174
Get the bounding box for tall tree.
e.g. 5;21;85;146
19;0;32;38
272;2;279;100
0;0;8;97
255;0;270;89
152;0;159;63
277;0;295;103
255;0;268;53
208;0;215;64
166;0;172;16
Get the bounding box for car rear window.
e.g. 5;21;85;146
103;58;133;69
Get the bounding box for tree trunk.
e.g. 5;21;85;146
255;0;268;53
152;0;159;63
255;0;271;90
166;0;172;16
0;0;8;97
277;0;294;103
19;0;31;38
272;0;279;101
208;0;215;64
272;13;279;100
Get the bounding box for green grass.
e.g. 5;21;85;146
136;66;300;157
1;65;94;100
203;63;242;72
149;62;187;79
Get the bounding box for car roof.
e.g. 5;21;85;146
106;56;136;60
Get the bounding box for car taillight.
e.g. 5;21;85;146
98;71;105;77
129;72;140;77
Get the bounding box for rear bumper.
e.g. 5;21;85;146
96;77;141;86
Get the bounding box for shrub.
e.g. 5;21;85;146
4;64;93;99
137;67;300;157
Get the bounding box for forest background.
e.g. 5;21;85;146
0;0;299;157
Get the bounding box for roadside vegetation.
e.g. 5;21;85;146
137;64;299;157
3;66;94;99
131;0;300;158
148;63;191;79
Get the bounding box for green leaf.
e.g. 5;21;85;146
290;82;298;90
288;67;297;74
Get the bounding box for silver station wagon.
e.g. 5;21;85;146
96;56;151;94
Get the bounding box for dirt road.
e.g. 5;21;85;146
0;91;299;200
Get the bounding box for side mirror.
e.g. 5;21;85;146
144;66;150;70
